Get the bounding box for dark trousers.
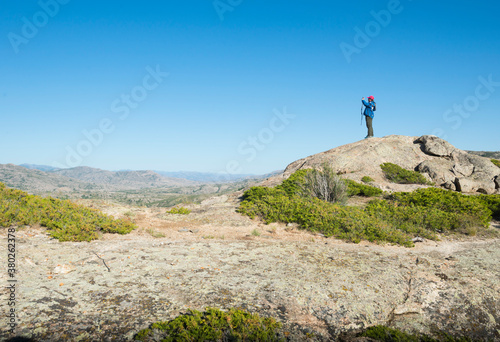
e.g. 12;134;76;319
365;116;374;137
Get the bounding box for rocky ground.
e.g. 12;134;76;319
1;194;499;341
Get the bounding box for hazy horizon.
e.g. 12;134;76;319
17;162;277;176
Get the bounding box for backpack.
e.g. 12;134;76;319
372;103;377;112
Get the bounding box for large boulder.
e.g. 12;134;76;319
282;135;430;183
455;177;496;194
451;152;475;177
415;135;457;157
416;159;455;185
271;135;500;194
448;149;499;194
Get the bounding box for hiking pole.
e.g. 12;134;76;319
360;103;364;125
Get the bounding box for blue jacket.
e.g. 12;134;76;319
362;100;376;119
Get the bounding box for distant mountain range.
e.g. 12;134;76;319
0;164;90;193
19;163;281;183
0;163;281;194
51;166;193;187
155;170;281;183
1;164;195;194
20;163;60;172
467;151;500;160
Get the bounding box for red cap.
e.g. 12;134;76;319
368;96;375;100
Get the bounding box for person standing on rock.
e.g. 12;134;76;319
362;96;376;138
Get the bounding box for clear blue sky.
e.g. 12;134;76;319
1;1;499;174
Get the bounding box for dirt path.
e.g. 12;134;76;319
1;196;499;341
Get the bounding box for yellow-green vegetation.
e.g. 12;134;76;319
388;189;497;225
251;229;261;236
131;310;477;342
491;159;500;168
361;175;374;183
345;179;383;197
146;228;165;238
380;162;432;185
166;206;191;215
0;182;135;242
237;170;500;247
360;325;474;341
124;210;135;217
276;169;310;197
477;194;500;220
134;308;284;342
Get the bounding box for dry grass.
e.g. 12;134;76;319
74;195;332;243
73;194;498;245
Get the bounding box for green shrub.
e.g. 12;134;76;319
380;162;432;185
361;176;374;183
366;199;464;239
360;325;430;342
166;206;191;215
346;179;383;197
275;169;309;197
147;228;166;238
389;188;492;227
251;229;261;236
491;159;500;168
134;308;284;342
476;194;500;220
124;211;135;217
238;187;414;247
239;187;287;220
0;182;136;242
237;170;498;247
359;325;474;341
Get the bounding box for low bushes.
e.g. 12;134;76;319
388;188;494;226
134;308;284;342
0;182;136;242
491;159;500;168
361;176;374;183
238;170;498;247
239;186;415;247
345;179;383;197
166;206;191;215
365;199;471;239
474;194;500;220
359;325;474;342
381;162;432;185
132;310;477;342
276;169;309;197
